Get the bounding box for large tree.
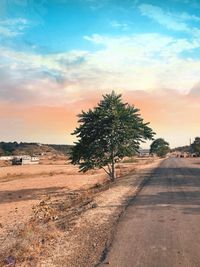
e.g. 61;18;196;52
70;91;155;180
150;138;170;157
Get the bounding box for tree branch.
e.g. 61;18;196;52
102;166;110;176
107;164;112;174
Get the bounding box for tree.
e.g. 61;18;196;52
191;137;200;156
70;91;155;180
150;138;170;157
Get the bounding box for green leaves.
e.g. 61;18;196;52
70;91;155;179
191;137;200;155
150;138;170;157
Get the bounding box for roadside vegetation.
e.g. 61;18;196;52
150;138;170;157
0;155;158;267
191;137;200;156
171;137;200;157
70;91;155;181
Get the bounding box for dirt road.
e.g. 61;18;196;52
102;158;200;267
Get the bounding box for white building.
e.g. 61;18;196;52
138;149;150;157
12;156;39;165
0;154;40;165
0;156;13;161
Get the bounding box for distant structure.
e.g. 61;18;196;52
12;155;39;165
0;156;13;161
0;155;39;165
138;149;150;157
170;151;198;158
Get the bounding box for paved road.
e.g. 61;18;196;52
102;158;200;267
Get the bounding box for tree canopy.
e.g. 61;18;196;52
150;138;170;157
70;91;155;180
191;137;200;156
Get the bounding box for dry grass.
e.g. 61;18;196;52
0;181;110;267
0;157;155;266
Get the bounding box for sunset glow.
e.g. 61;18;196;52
0;0;200;147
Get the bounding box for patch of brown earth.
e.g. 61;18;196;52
0;158;161;266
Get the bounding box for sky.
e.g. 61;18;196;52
0;0;200;148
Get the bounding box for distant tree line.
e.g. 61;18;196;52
171;145;190;153
191;137;200;156
0;142;72;156
48;144;73;155
172;137;200;156
0;142;34;156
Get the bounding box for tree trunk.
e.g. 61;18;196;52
109;150;116;181
111;161;115;181
110;131;115;181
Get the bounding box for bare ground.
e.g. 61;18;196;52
0;158;160;266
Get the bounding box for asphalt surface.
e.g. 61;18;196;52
102;158;200;267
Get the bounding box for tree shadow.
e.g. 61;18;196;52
0;186;65;204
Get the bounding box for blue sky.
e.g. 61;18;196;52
0;0;200;146
2;0;200;53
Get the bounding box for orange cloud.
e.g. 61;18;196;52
0;89;199;147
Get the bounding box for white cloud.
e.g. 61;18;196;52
83;34;106;44
138;4;200;32
111;21;129;31
0;17;29;37
1;31;200;105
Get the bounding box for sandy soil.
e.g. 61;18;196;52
0;164;107;248
38;158;162;267
0;157;157;266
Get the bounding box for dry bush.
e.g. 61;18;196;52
0;182;110;266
